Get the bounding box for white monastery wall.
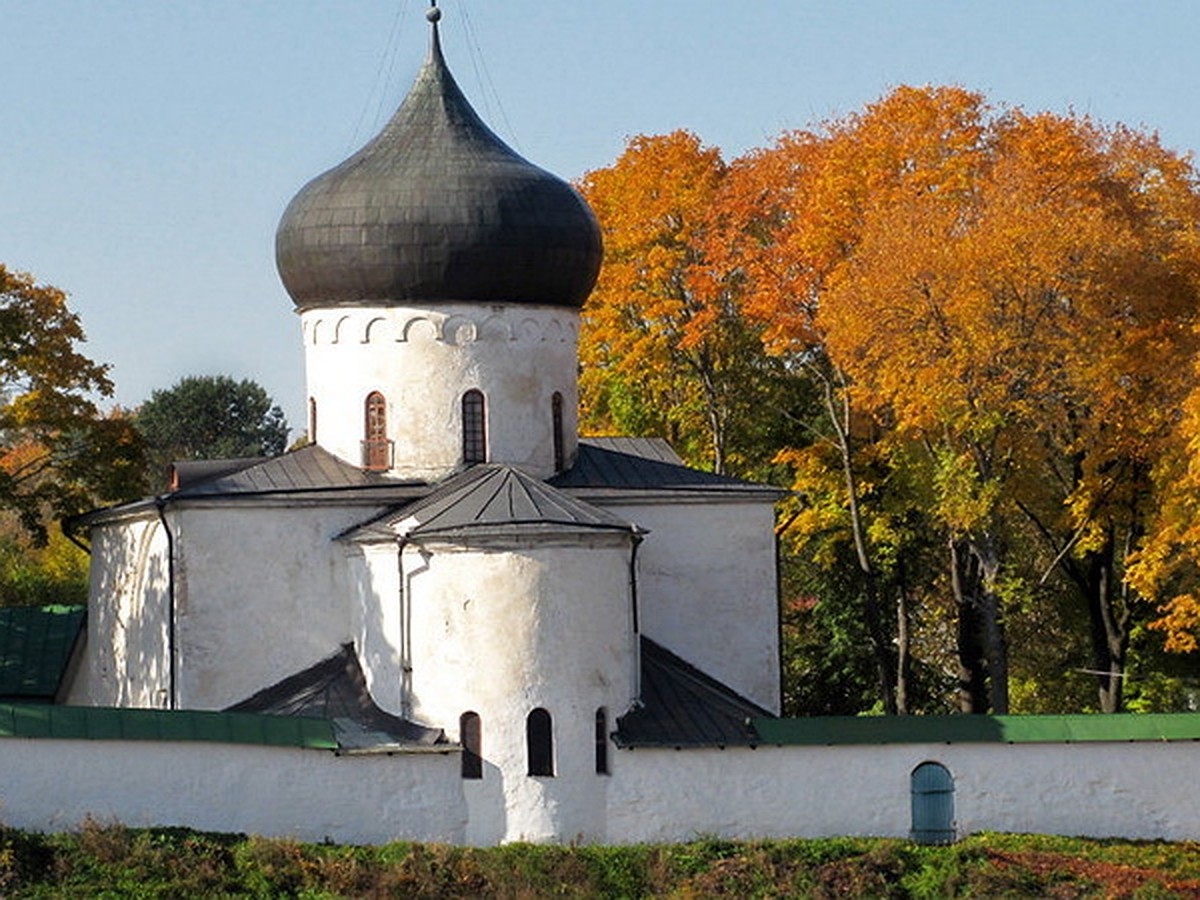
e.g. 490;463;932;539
0;736;1198;845
0;739;465;845
171;503;386;709
607;741;1200;843
67;514;172;708
401;534;638;844
600;497;780;712
302;304;579;481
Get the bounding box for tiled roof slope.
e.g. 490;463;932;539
227;644;446;750
0;605;85;702
347;464;640;541
554;438;780;494
614;637;773;748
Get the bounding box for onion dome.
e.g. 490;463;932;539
275;6;602;310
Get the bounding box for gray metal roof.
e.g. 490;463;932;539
227;643;446;751
71;437;778;536
347;463;640;541
553;438;780;494
614;637;773;748
275;16;602;311
168;444;407;497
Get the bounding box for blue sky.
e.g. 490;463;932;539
3;1;1198;433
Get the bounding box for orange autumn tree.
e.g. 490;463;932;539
577;131;778;475
712;86;991;713
712;87;1200;713
1129;365;1200;654
0;266;145;546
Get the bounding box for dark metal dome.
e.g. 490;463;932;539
275;20;602;311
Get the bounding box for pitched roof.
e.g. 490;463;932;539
614;637;773;748
168;444;415;497
553;438;781;495
347;464;640;541
226;644;446;751
0;605;85;702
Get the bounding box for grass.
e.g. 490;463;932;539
0;821;1198;897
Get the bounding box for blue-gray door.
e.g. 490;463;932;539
910;762;955;844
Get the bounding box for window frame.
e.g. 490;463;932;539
462;389;487;464
363;391;390;470
460;711;482;780
526;707;554;777
551;391;565;473
594;707;609;775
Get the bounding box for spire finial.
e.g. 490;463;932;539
426;1;442;24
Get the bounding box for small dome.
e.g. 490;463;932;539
276;22;602;310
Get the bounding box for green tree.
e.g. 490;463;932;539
136;375;289;486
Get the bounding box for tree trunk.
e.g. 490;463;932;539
1081;539;1131;713
971;533;1009;714
895;581;911;716
949;538;988;713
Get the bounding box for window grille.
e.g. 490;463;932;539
462;390;487;464
594;707;609;775
552;392;564;472
363;391;390;469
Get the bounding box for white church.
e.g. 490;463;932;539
14;5;1198;846
62;5;782;844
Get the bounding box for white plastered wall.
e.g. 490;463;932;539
302;304;579;481
0;739;465;845
606;741;1200;843
1;736;1199;845
170;502;388;709
594;496;779;712
393;533;638;844
67;513;172;707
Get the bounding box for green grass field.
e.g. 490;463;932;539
2;822;1199;897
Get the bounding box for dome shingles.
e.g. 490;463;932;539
276;23;602;310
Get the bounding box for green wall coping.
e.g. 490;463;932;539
752;712;1200;746
0;703;336;750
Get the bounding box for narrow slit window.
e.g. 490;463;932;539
594;707;609;775
364;391;389;469
526;707;554;777
462;389;487;464
308;397;318;445
552;391;564;473
460;711;482;780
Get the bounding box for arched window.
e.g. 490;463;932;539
364;391;389;469
594;707;609;775
526;707;554;777
462;389;487;464
910;761;955;844
460;711;482;780
551;392;565;473
308;397;318;445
